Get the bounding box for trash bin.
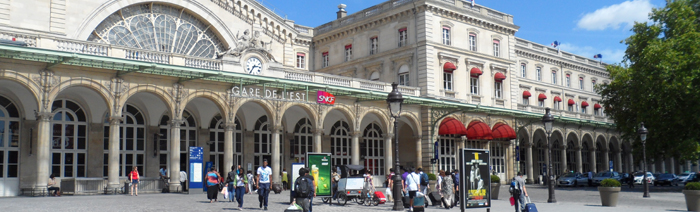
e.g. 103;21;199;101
124;182;130;195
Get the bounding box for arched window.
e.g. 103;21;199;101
595;142;604;172
0;95;20;181
51;99;88;177
331;120;351;166
621;143;628;172
157;110;197;176
536;139;547;176
581;142;590;172
102;104;146;177
608;143;615;172
208;114;242;174
369;72;380;81
566;141;576;173
362;123;384;177
293;118;313;163
89;3;225;59
552;142;561;175
254;116;271;168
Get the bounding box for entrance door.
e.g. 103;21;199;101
0;96;20;196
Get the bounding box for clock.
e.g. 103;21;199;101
246;57;263;75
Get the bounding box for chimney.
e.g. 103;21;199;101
337;4;347;19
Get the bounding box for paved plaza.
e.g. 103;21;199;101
0;184;689;212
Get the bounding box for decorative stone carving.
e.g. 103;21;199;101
107;77;128;95
222;30;277;62
33;69;60;90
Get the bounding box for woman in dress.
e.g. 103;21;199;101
206;167;222;203
438;170;455;209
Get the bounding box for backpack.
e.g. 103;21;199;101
420;172;429;186
509;178;522;195
295;176;312;198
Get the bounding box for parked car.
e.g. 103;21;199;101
592;171;621;186
634;172;655;184
679;172;695;182
619;173;632;185
558;172;585;187
685;173;700;185
653;173;680;186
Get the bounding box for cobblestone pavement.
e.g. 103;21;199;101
0;185;688;212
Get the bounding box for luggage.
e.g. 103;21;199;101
428;192;441;206
272;183;283;194
523;197;538;212
374;191;387;204
402;196;411;208
284;209;302;212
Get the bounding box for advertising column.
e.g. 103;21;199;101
460;148;491;210
189;147;203;191
306;153;332;197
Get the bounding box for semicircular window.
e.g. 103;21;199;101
89;3;225;59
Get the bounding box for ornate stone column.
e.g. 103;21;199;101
224;122;235;173
660;159;666;173
590;150;597;173
272;125;282;184
575;146;583;173
561;145;567;173
35;112;53;191
628;153;634;173
169;119;183;190
670;158;675;174
525;143;534;183
602;150;610;172
614;150;622;172
313;128;323;153
384;133;394;175
352;131;361;165
415;136;422;169
108;116;122;189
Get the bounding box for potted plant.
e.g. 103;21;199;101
598;178;621;207
491;175;501;200
683;182;700;211
428;173;437;192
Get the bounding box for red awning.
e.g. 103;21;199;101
568;99;575;105
594;103;602;109
492;123;517;140
581;101;589;107
494;72;506;82
467;121;493;140
470;67;483;76
522;91;531;98
438;118;467;136
553;96;562;102
345;44;352;49
538;93;547;100
444;62;456;72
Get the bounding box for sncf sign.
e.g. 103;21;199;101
317;91;335;105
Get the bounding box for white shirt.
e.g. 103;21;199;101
257;166;272;184
406;172;421;191
180;171;187;183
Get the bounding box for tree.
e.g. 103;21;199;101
598;0;700;165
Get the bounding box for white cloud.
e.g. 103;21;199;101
559;43;625;64
577;0;653;31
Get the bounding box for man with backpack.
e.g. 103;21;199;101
511;172;528;212
417;168;429;207
294;168;315;212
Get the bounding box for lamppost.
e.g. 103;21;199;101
387;83;404;211
638;122;650;198
542;108;556;203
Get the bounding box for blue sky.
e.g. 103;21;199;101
259;0;666;64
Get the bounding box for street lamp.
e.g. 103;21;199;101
387;83;404;211
638;122;650;198
542;108;556;203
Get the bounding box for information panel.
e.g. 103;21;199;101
459;148;491;210
306;153;332;197
189;146;203;190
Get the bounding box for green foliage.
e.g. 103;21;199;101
428;173;437;181
686;182;700;190
597;0;700;163
491;175;500;183
600;179;621;187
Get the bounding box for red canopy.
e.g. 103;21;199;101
538;93;547;100
594;103;602;109
492;123;517;140
494;72;506;82
444;62;456;72
467;121;493;140
470;67;483;76
522;91;531;98
568;99;575;105
438;117;467;136
553;96;562;102
581;101;589;107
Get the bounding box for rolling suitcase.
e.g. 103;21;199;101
272;183;283;194
402;196;411;208
523;197;538;212
374;191;387;204
428;192;441;206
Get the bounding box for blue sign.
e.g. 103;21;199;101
188;147;203;190
434;141;439;160
515;146;520;161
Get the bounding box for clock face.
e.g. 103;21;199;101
246;57;262;75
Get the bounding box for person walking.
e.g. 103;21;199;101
386;168;395;202
206;167;222;203
282;168;289;190
587;171;593;187
305;167;317;212
257;159;272;210
438;170;454;209
234;170;248;210
247;171;255;194
627;172;635;188
418;168;429;207
225;166;237;202
294;168;314;212
453;169;460;206
129;167;140;196
332;169;341;199
48;174;61;196
405;167;421;212
512;172;528;212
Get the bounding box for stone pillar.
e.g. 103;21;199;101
628;153;634;173
602;150;610;172
561;146;567;173
313;128;322;153
169;119;182;190
352;131;360;165
695;160;700;172
35;112;52;190
660;159;666;173
272;125;281;184
590;150;597;173
526;144;534;183
575;147;583;173
384;133;394;175
614;151;622;172
670;158;676;174
108;116;122;189
224;123;235;173
687;161;692;174
415;137;422;169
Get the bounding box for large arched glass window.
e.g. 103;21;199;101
89;3;225;59
331;120;351;166
0;95;20;181
254;116;271;168
51;99;88;177
292;118;313;163
362;123;384;176
536;139;546;176
552;142;561;175
157;110;197;175
595;142;604;172
608;143;615;172
102;104;145;177
566;141;576;173
209;114;242;173
438;135;457;173
581;143;590;172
